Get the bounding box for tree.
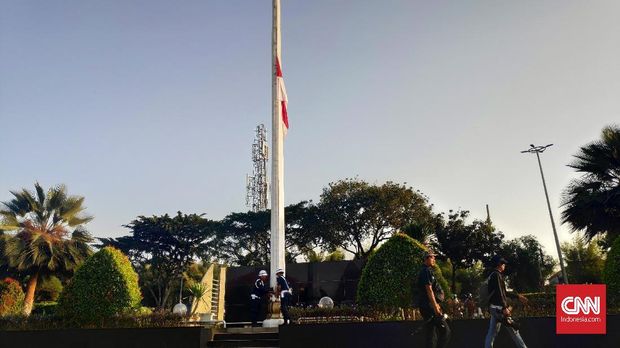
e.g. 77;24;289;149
98;212;217;309
0;183;93;315
500;235;555;292
216;201;323;266
562;125;620;245
561;236;605;284
304;249;345;262
434;210;503;293
318;179;434;259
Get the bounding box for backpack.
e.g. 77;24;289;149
478;271;497;309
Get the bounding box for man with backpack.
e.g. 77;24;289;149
483;255;528;348
417;251;451;348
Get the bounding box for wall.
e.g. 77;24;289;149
280;316;619;348
225;260;364;322
0;327;211;348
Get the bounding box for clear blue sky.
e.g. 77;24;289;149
1;1;619;259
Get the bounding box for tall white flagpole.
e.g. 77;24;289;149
270;0;285;290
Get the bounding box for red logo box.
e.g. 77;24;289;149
556;284;606;334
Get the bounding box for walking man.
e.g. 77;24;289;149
418;251;451;348
484;255;528;348
276;268;292;324
250;270;269;327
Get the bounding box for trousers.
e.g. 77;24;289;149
419;307;451;348
484;307;527;348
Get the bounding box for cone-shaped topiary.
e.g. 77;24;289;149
58;247;141;322
0;278;25;316
604;236;620;306
357;233;450;308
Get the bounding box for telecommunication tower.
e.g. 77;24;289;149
246;124;269;211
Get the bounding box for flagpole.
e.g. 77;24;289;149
270;0;285;290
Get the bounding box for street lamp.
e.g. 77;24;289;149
521;144;569;284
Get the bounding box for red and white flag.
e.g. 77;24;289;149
276;57;289;135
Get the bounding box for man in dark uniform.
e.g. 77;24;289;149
250;270;269;327
275;268;292;324
484;256;528;348
417;251;451;348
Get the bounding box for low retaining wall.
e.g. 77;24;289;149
280;316;619;348
0;327;212;348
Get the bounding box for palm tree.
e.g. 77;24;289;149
561;125;620;244
0;183;93;315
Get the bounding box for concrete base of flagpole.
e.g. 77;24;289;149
263;295;285;327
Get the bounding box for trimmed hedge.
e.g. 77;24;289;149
357;233;450;308
57;247;142;323
0;311;190;330
604;236;620;306
0;278;25;316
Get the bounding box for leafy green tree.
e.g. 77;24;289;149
561;236;605;284
304;249;346;262
216;201;322;266
58;247;141;323
562;125;620;245
0;183;93;315
500;235;556;292
98;212;217;309
434;210;503;293
318;179;434;259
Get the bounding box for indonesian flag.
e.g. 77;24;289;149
276;57;289;135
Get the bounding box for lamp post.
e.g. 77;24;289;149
521;144;569;284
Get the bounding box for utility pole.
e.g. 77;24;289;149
521;144;569;284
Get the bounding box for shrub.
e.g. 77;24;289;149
0;311;190;330
32;301;58;316
356;233;450;309
57;247;142;323
289;305;398;323
0;278;25;316
36;276;63;302
604;236;620;306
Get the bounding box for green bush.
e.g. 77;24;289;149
36;276;63;302
0;278;25;316
57;247;142;323
604;236;620;306
356;233;450;308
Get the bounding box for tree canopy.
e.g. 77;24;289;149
562;125;620;244
98;212;217;309
500;235;556;292
434;210;503;293
318;179;434;259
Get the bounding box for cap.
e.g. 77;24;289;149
491;255;508;266
424;251;436;259
275;268;284;274
258;270;268;277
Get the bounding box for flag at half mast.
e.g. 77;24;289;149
276;57;289;135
